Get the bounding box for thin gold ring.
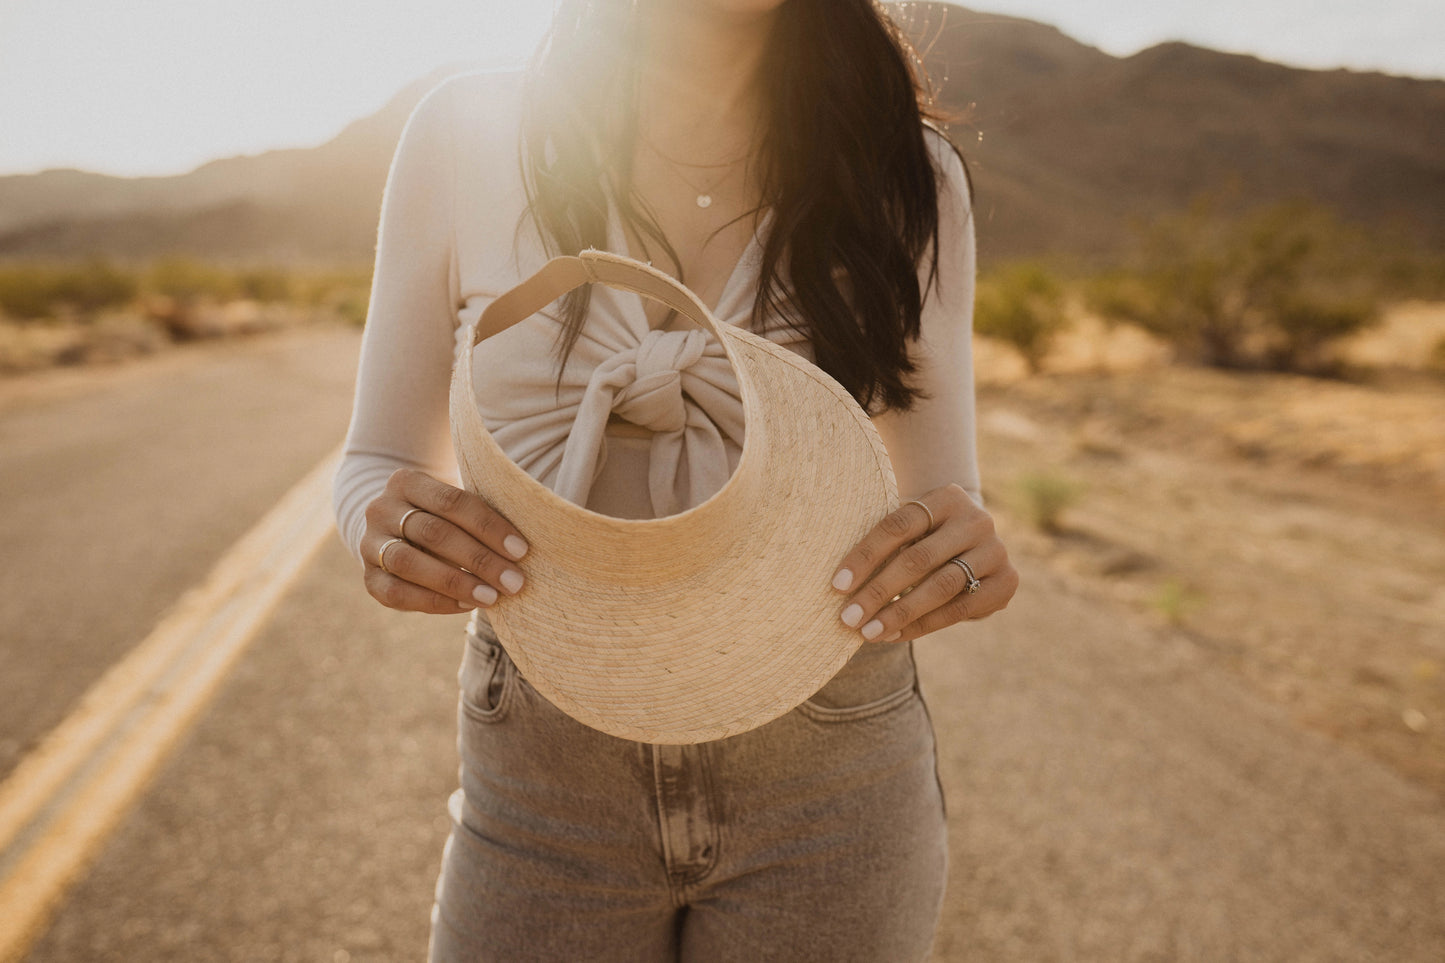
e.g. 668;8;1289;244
904;498;936;534
378;537;407;575
398;507;424;540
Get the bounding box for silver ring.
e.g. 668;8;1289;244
947;555;982;595
377;537;407;575
398;507;424;540
904;498;936;534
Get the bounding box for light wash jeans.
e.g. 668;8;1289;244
428;618;948;962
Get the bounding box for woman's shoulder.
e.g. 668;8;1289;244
407;67;525;127
921;122;973;216
427;67;526;112
396;68;527;185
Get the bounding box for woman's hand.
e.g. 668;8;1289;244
831;483;1018;644
360;469;530;614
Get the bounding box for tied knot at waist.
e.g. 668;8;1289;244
605;328;709;434
552;326;745;517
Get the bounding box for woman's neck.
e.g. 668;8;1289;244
636;2;779;160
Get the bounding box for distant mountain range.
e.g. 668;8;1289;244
1;4;1442;265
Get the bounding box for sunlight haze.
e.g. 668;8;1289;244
0;0;1441;178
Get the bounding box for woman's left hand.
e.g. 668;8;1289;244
830;483;1018;644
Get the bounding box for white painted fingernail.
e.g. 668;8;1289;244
861;620;885;641
882;630;902;643
831;568;853;591
504;535;529;559
457;600;475;610
500;569;524;594
840;603;864;628
473;584;498;606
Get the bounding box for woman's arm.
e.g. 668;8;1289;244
333;80;529;613
831;133;1018;643
870;134;982;506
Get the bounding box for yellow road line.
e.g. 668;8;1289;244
0;449;342;962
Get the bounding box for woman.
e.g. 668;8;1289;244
333;0;1017;959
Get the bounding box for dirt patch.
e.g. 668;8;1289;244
975;336;1445;796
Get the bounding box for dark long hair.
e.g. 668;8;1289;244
519;0;967;415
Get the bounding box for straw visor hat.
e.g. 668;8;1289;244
449;249;898;744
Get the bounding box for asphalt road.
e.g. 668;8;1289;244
5;331;1445;961
0;329;360;780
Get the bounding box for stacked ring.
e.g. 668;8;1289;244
948;555;982;595
378;537;407;575
398;507;424;539
904;498;936;534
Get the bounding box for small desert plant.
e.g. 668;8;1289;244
1014;470;1084;534
974;263;1070;374
1152;578;1202;627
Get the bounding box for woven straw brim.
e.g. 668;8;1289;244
450;266;898;744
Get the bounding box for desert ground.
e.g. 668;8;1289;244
972;300;1445;797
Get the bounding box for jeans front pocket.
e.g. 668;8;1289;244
458;623;515;724
798;640;920;723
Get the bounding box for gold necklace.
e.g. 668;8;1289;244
642;136;752;209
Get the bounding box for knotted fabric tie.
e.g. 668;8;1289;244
550;327;741;516
473;303;780;519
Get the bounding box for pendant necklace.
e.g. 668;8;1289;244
643;136;752;209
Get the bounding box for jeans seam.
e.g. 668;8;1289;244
797;680;918;723
905;642;948;821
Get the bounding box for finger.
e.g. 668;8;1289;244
883;557;1020;644
846;536;1007;641
391;469;530;561
396;508;526;597
829;498;937;593
362;532;503;610
363;566;478;615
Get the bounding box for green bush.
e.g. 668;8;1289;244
1152;579;1202;627
1014;470;1084;534
0;261;138;319
974;263;1069;374
146;257;239;301
1094;198;1381;373
237;267;293;302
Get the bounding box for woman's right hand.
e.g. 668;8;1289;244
361;468;530;614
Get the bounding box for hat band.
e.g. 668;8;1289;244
470;249;723;350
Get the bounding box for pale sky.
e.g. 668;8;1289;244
0;0;1441;178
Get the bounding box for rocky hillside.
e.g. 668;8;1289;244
1;6;1441;264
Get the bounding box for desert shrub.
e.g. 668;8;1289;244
1014;470;1084;534
974;262;1069;373
0;261;138;319
237;267;293;302
1267;296;1377;373
0;269;55;319
146;257;239;301
1152;579;1202;627
1095;198;1380;373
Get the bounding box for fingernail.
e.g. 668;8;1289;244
882;630;902;643
861;619;884;641
504;535;529;559
840;603;863;628
831;568;853;591
457;600;475;610
500;569;525;595
473;584;498;606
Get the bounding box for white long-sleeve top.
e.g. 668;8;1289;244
332;70;979;561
